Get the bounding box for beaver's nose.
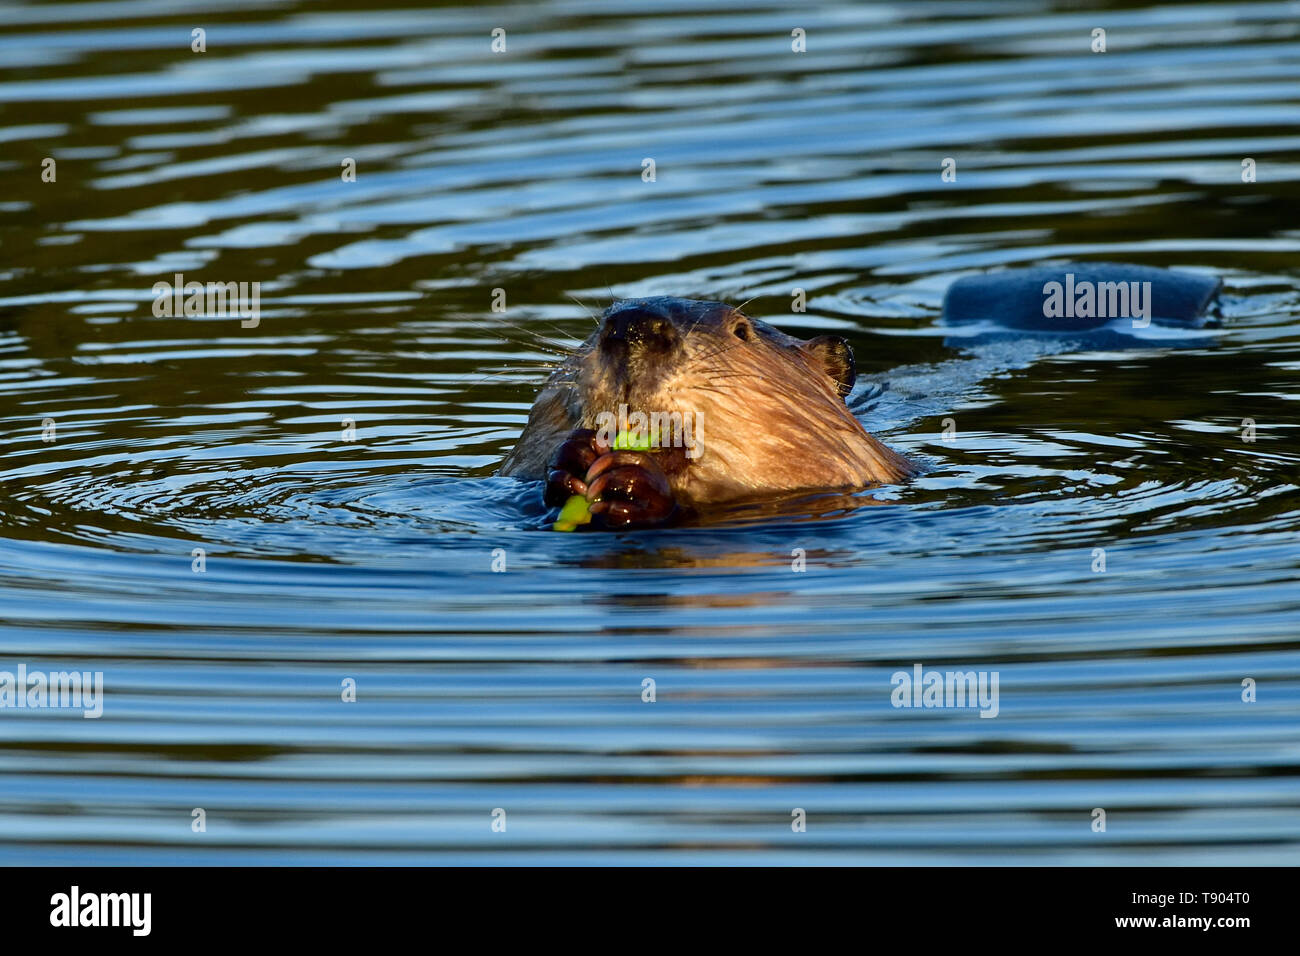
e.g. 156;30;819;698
603;310;675;349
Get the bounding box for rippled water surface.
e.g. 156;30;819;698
2;0;1299;864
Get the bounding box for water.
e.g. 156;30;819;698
1;0;1298;864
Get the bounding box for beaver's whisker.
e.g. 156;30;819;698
483;330;573;359
482;314;583;357
681;305;715;342
567;293;602;326
690;342;744;367
464;363;566;386
518;308;594;345
688;341;735;364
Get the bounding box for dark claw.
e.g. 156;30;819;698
546;469;587;501
584;449;668;485
584;451;678;528
544;428;607;506
588;499;659;526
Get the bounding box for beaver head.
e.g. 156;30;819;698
498;296;913;506
583;296;855;404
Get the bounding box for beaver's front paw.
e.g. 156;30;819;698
584;450;678;528
543;428;610;507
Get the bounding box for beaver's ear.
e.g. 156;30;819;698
803;335;856;398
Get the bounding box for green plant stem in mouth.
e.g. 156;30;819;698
612;429;656;452
553;494;593;532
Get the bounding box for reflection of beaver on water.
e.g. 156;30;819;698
499;296;914;528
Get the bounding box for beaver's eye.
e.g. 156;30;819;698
732;321;752;341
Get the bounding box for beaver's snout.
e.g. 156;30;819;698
599;307;680;362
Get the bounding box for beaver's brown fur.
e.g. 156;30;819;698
498;297;913;512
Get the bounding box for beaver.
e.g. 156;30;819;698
498;296;915;528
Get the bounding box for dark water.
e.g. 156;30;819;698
1;0;1298;864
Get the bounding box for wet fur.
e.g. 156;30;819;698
498;297;914;507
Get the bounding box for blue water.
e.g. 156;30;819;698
0;0;1298;864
